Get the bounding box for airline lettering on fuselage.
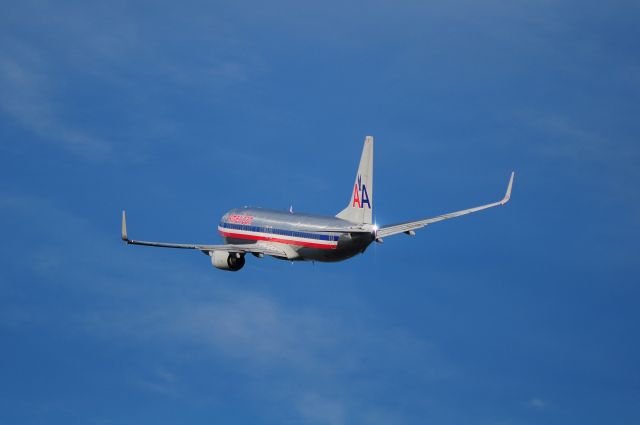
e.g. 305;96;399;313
352;174;370;209
228;214;254;225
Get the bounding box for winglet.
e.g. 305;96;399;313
501;171;515;205
121;210;128;241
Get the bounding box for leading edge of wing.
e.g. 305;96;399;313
377;172;515;239
121;210;287;257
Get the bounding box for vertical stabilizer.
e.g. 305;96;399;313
336;136;374;224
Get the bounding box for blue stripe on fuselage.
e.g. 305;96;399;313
219;222;338;242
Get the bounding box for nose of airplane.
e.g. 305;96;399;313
219;211;230;225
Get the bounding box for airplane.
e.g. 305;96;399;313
121;136;514;271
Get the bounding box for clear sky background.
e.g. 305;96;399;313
1;1;639;424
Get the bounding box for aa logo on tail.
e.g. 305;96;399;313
352;175;371;209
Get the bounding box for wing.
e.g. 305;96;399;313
120;211;287;258
377;172;514;239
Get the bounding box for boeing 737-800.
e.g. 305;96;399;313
121;136;514;271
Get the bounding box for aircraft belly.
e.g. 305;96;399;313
222;236;370;262
297;238;371;262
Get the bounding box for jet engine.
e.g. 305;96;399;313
210;250;245;271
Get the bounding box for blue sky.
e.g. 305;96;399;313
1;0;639;424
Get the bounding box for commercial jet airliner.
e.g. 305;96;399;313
122;136;514;271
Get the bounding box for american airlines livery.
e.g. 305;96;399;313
122;136;514;271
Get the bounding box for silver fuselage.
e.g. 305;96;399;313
218;207;374;262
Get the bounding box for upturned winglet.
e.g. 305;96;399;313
121;210;128;241
501;171;515;205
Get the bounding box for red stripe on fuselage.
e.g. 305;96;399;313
219;230;338;250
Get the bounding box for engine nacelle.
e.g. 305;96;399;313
210;250;245;271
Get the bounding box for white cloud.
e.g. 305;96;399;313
297;393;345;425
0;2;259;161
81;286;450;425
133;367;180;397
0;189;452;425
0;49;112;159
527;397;548;410
530;115;621;162
0;191;446;424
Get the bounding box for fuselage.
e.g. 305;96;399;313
218;207;374;262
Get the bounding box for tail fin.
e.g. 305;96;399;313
336;136;374;224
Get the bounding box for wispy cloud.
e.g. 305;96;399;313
527;397;549;410
0;2;260;162
0;45;112;159
85;285;452;421
133;367;181;397
0;194;452;425
297;393;346;425
527;114;639;164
